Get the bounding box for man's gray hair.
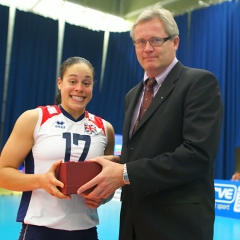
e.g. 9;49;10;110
130;3;179;39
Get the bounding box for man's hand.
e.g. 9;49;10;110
77;156;125;199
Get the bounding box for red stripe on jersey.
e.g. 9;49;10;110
85;111;106;136
38;105;62;126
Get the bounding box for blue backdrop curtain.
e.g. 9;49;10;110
61;23;104;115
175;13;188;65
99;31;143;134
234;1;240;147
0;5;9;150
189;1;236;179
2;9;58;147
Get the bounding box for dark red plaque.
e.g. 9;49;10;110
57;161;102;195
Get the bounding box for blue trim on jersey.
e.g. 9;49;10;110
24;150;35;174
16;150;34;222
59;105;85;122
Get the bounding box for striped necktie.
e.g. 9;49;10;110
139;78;157;120
132;78;157;135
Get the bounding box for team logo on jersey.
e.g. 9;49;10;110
47;106;58;114
84;123;97;134
55;121;66;129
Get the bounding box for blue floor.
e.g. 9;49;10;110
1;194;240;240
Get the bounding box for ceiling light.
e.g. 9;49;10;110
0;0;132;32
198;0;210;7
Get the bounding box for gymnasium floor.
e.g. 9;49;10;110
1;192;240;240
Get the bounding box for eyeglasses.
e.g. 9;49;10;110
133;36;172;48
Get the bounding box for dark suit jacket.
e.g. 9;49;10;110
119;61;223;240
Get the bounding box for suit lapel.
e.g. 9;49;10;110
123;81;143;140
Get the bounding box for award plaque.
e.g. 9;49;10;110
57;161;102;195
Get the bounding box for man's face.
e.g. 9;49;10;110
133;18;179;78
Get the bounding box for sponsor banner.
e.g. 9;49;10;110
215;179;240;219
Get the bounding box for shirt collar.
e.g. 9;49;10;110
143;57;178;86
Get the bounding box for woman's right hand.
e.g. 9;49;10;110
40;160;71;200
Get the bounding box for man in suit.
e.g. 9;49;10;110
78;4;223;240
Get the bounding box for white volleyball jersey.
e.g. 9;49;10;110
16;105;108;230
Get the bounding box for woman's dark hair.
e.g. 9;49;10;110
55;57;94;104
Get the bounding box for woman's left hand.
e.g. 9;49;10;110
83;196;106;209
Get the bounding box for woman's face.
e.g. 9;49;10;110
57;62;94;119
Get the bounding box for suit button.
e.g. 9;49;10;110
130;147;134;150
